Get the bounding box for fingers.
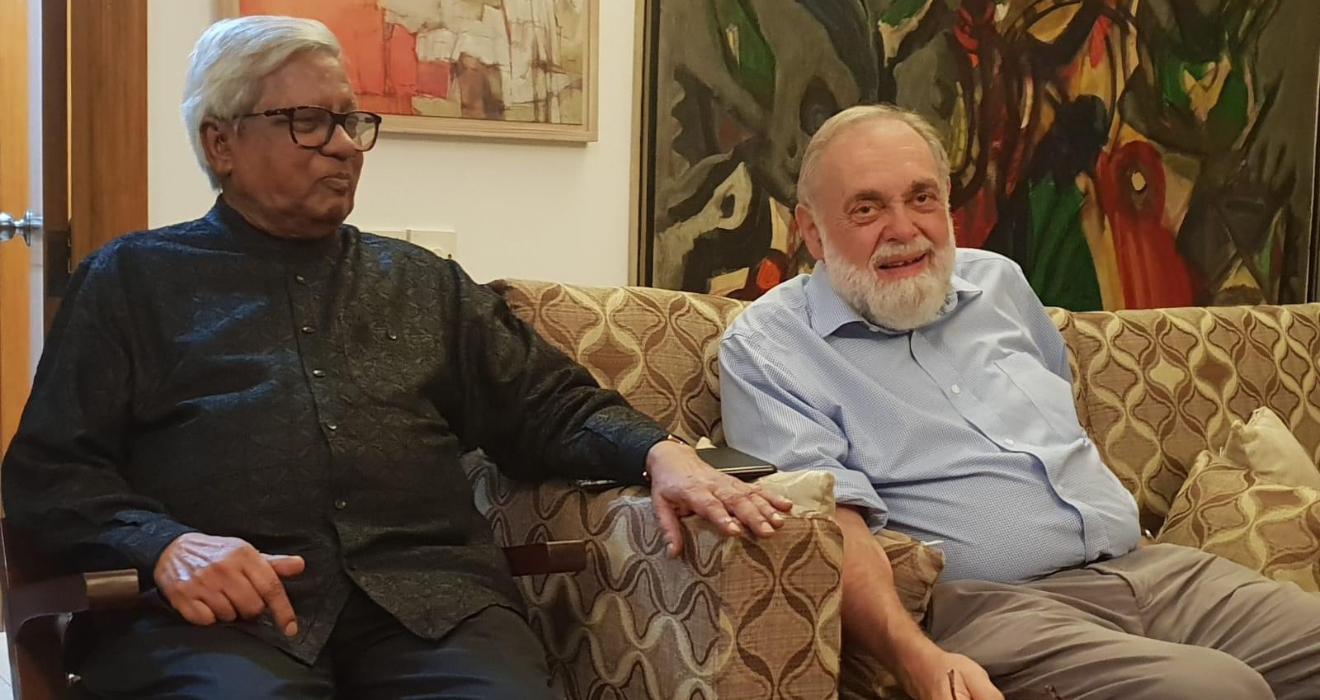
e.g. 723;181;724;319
182;598;218;626
746;487;788;529
224;587;268;620
652;493;685;558
963;671;1003;700
263;554;306;578
249;562;299;637
760;487;795;512
715;485;778;537
198;588;240;623
163;586;219;626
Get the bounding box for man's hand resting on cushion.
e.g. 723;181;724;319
155;532;305;636
644;439;794;557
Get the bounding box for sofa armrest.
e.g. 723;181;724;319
465;454;844;700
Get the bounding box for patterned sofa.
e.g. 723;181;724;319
469;278;1320;700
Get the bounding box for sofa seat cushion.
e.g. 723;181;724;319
1157;449;1320;593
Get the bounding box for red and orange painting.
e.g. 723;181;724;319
227;0;597;141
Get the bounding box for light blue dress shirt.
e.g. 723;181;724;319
719;249;1139;583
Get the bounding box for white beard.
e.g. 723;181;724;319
821;221;956;331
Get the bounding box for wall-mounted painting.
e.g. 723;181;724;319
220;0;599;142
635;0;1320;310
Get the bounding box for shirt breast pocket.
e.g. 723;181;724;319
342;318;441;408
992;352;1085;442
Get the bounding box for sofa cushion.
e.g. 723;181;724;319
1062;305;1320;532
1156;449;1320;593
493;279;749;444
1223;407;1320;490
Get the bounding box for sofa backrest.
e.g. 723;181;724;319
1055;303;1320;531
494;279;749;444
497;278;1320;531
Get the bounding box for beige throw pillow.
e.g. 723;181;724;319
1221;407;1320;490
1157;449;1320;593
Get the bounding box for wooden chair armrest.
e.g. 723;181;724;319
503;540;586;576
7;569;139;631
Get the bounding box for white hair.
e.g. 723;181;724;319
182;16;342;189
797;104;951;209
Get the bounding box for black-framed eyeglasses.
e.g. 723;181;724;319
236;105;383;152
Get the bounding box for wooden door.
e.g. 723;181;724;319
0;0;39;457
0;0;148;456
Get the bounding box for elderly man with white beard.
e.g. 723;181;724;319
718;105;1320;700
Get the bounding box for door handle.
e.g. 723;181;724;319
0;210;41;246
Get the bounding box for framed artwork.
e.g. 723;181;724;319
219;0;599;142
634;0;1320;310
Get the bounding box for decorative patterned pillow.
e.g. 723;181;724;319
1157;449;1320;593
1223;407;1320;490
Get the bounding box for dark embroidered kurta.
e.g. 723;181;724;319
1;199;668;663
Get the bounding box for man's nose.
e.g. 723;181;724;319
882;206;920;244
320;124;358;158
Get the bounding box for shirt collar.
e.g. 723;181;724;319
206;195;350;260
804;260;982;338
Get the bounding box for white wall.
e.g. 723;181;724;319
148;0;637;286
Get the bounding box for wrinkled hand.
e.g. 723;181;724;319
899;647;1003;700
644;440;794;557
154;532;305;636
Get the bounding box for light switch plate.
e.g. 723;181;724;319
408;229;458;260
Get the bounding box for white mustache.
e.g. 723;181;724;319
870;240;934;267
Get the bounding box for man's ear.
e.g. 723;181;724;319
796;203;826;261
199;118;234;184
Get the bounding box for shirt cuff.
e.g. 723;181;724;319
584;405;669;484
106;510;199;574
830;468;890;532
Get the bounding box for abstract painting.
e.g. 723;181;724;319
636;0;1320;309
223;0;599;141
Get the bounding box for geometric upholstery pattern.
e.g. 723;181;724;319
488;278;1320;698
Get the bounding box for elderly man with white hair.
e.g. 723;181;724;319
1;15;791;699
719;104;1320;700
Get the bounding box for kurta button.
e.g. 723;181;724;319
951;384;961;395
312;369;327;378
301;325;316;334
386;329;398;341
294;274;307;285
326;421;339;431
1005;438;1016;447
334;498;347;510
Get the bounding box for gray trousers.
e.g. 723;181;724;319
925;544;1320;700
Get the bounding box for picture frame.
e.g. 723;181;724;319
217;0;599;143
632;0;1320;309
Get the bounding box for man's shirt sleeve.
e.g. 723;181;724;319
1;249;196;576
719;330;889;529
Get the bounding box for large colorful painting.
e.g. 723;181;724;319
222;0;599;142
636;0;1320;309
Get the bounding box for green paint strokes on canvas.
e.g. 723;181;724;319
881;0;929;27
1208;69;1249;142
713;0;776;106
1027;178;1102;311
1158;55;1193;109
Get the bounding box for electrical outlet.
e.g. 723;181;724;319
408;229;458;260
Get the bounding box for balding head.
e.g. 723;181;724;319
796;104;951;210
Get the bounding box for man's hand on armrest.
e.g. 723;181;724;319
644;440;794;558
835;506;1003;700
154;532;305;637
